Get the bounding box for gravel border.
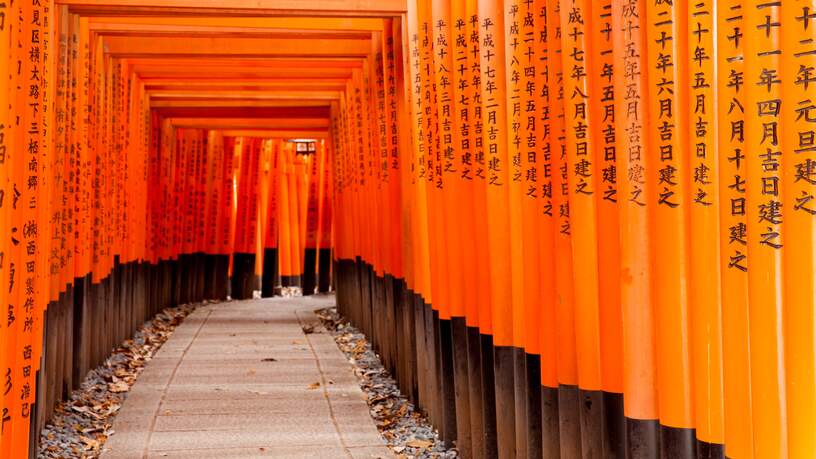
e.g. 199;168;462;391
37;300;214;458
315;307;458;459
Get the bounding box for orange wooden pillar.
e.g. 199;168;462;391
715;3;753;457
2;7;23;455
512;0;547;453
261;139;282;297
559;0;606;455
687;0;724;454
303;142;321;295
743;1;788;457
532;1;560;456
477;0;517;455
781;1;816;455
0;15;10;450
502;0;533;455
464;1;499;454
430;0;466;448
232;138;262;299
315;140;333;293
278;142;297;288
226;137;242;291
644;0;695;453
544;1;582;456
405;0;437;431
414;0;445;434
294;149;309;288
588;0;626;454
287;146;307;288
404;1;433;430
609;0;660;455
213;135;237;301
203;130;229;300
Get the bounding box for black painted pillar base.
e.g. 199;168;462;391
579;388;604;457
426;306;441;434
214;255;229;301
466;326;485;458
302;248;317;296
660;425;697;458
261;248;279;298
317;248;332;292
202;254;217;300
559;385;582;459
494;345;517;458
625;418;659;459
413;293;429;418
603;392;625;458
438;317;457;448
480;334;499;458
542;385;561;457
280;275;302;288
231;252;256;300
403;285;419;405
193;253;207;302
696;439;725;459
72;275;90;389
514;347;529;458
450;317;471;457
525;354;543;459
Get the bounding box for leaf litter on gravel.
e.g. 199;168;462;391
316;306;458;459
37;300;219;459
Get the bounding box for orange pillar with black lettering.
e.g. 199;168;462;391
687;0;725;454
610;0;660;454
502;1;532;454
261;139;281;297
781;1;816;456
278;142;296;288
0;16;9;449
302;142;321;296
716;2;753;457
743;1;788;456
645;0;695;452
478;0;517;455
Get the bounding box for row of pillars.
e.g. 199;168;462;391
32;247;333;457
230;248;334;300
32;254;229;457
335;259;718;459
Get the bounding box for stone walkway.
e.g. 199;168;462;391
101;295;393;459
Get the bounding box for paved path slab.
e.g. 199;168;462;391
101;295;393;459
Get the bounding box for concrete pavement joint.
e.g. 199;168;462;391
140;306;214;459
295;310;355;459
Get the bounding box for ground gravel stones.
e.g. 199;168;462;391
37;300;212;459
316;307;458;459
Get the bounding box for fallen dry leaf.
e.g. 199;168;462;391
108;381;130;393
307;382;321;390
405;439;433;449
79;436;100;450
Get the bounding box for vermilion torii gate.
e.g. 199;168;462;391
1;0;814;458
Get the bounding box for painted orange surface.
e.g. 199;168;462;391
2;2;815;457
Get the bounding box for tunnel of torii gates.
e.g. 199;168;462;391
0;0;815;457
